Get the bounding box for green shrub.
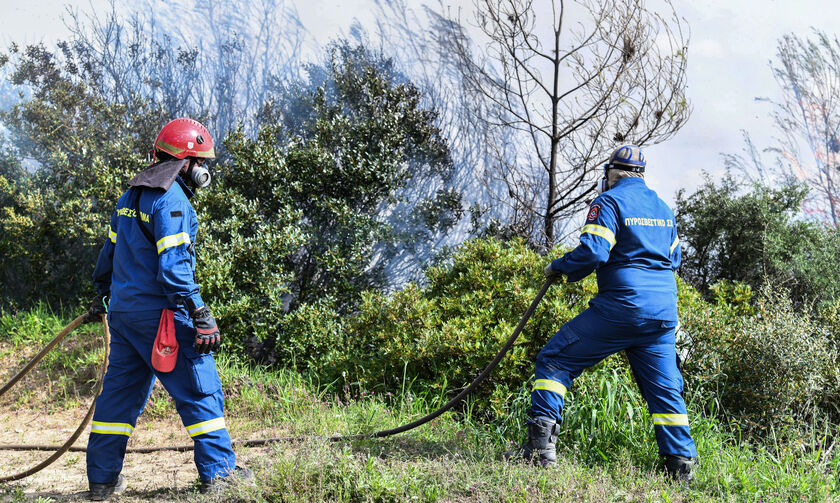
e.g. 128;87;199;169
680;284;840;435
0;44;159;307
290;237;840;438
319;237;596;413
817;299;840;347
261;297;346;372
266;41;461;310
195;127;306;356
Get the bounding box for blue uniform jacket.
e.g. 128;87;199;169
92;162;205;313
551;177;681;321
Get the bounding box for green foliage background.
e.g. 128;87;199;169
676;175;840;307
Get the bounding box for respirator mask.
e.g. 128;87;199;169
186;159;212;189
597;164;610;194
146;150;212;189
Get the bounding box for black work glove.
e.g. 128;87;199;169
191;306;221;354
82;293;109;324
544;261;563;281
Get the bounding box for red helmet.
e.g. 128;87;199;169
153;118;215;160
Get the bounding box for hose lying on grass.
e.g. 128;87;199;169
0;314;109;483
0;278;554;482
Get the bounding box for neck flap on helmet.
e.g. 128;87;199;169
128;158;189;192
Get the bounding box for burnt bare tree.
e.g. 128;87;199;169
721;130;771;185
447;0;690;248
61;0;305;146
761;31;840;227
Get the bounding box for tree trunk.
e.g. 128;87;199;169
545;146;557;248
544;17;563;249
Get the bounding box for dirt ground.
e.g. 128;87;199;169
0;336;278;501
0;406;277;502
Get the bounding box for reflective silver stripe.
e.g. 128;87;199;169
581;224;616;249
670;236;680;254
652;413;689;426
108;227;117;244
532;379;567;398
185;417;226;437
91;421;134;436
156;232;191;254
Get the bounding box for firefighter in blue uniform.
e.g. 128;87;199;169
83;118;251;500
510;145;697;482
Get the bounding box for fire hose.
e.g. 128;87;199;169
0;278;554;483
0;314;109;483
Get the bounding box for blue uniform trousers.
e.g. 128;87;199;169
530;307;697;458
86;309;236;484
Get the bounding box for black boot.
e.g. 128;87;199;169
88;473;126;501
664;455;696;483
200;465;255;494
504;416;558;467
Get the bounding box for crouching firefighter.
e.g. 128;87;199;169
82;118;252;500
506;145;698;483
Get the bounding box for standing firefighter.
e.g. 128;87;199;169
83;118;251;500
509;145;697;482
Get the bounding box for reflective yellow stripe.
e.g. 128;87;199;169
185;417;226;437
581;224;616;249
670;236;680;254
156;139;185;155
652;413;689;426
532;379;567;398
91;421;134;436
156;232;191;254
108;227;117;244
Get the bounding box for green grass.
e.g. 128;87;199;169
0;303;104;408
1;307;838;502
203;355;840;502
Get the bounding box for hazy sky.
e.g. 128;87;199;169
1;0;839;203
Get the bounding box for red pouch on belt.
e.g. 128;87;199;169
151;308;178;373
